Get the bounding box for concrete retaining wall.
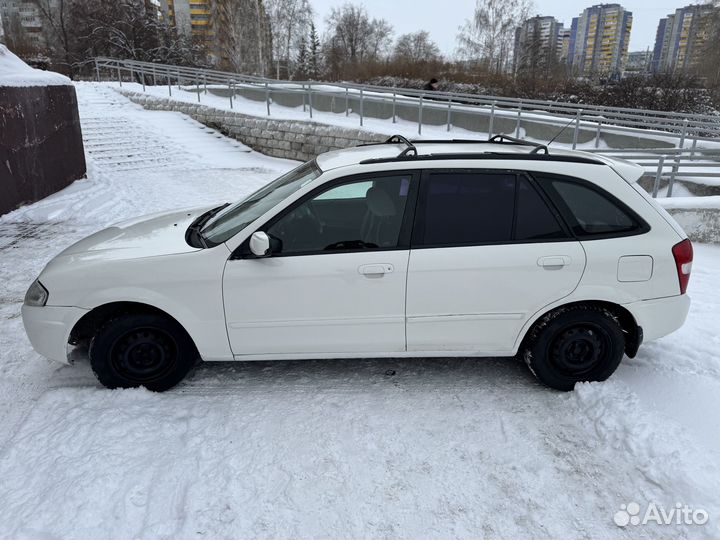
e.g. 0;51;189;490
0;85;86;215
120;90;720;243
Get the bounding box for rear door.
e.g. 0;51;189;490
405;169;587;354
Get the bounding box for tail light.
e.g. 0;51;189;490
671;239;693;294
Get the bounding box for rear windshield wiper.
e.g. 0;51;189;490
185;203;230;248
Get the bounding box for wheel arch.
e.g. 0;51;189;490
69;301;199;353
516;300;642;358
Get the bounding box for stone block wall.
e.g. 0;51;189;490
120;90;386;162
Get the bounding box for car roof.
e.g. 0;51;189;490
315;139;645;184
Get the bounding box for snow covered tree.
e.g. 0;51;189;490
456;0;534;74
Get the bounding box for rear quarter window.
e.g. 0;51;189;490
534;174;649;239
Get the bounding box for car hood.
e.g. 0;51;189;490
53;206;216;263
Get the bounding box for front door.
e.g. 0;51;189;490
223;172;417;357
406;170;586;353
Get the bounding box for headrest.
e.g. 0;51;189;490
366;186;396;217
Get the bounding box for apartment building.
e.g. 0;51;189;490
0;0;47;51
652;4;716;73
159;0;212;42
625;50;652;74
513;16;565;75
568;3;633;78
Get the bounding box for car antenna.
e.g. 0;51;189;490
545;116;579;147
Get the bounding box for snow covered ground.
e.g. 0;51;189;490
1;83;720;539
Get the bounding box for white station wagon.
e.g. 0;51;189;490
23;136;693;391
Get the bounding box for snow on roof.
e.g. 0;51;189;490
0;45;70;87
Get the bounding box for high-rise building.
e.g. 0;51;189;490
559;28;572;65
651;4;716;73
568;3;633;78
0;0;47;52
513;16;564;75
625;50;652;74
159;0;272;75
159;0;212;42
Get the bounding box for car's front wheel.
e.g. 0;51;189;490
523;305;625;391
89;313;198;391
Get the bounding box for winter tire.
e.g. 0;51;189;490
89;313;198;391
523;305;625;391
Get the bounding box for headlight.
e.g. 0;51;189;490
24;279;49;307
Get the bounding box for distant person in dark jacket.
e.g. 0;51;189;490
423;78;439;91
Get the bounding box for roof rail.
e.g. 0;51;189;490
487;135;549;154
357;134;418;158
358;153;603;166
408;136;549;155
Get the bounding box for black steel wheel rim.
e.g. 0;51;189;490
549;323;611;377
110;326;178;383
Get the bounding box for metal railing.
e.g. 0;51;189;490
586;148;720;197
93;57;720;198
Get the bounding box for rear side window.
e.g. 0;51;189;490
536;174;647;238
414;172;516;246
514;177;568;241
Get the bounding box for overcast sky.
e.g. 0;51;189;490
309;0;693;56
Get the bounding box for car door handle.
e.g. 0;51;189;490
538;256;571;268
358;264;394;276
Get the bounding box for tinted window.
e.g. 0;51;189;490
538;176;641;237
266;175;411;255
415;173;516;246
514;177;568;241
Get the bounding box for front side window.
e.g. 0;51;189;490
202;160;321;245
536;174;646;238
266;174;412;255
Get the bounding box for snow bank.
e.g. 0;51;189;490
0;45;70;87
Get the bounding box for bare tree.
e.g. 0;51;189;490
211;0;273;75
457;0;534;74
34;0;78;77
266;0;312;79
323;3;393;77
393;31;441;64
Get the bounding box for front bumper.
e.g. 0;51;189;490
624;294;691;343
21;305;89;364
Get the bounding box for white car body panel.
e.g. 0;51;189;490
406;241;586;352
223;251;409;355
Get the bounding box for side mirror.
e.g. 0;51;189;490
249;231;271;257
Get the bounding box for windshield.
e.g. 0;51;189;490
201;160;322;245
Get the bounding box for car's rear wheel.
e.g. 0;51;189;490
89;313;197;391
523;305;625;391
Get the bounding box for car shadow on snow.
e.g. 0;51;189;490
179;355;543;394
64;348;542;393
